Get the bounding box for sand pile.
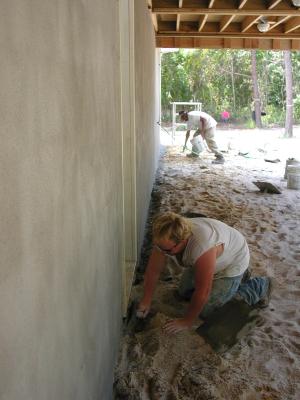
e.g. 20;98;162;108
114;142;300;400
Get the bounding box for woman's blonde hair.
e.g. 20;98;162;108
153;212;192;243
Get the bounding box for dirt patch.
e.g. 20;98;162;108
114;145;300;400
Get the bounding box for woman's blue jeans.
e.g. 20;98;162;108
178;268;269;318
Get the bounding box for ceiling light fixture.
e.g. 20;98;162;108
257;17;270;32
291;0;300;7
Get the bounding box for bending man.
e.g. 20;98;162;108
180;110;224;164
137;212;272;334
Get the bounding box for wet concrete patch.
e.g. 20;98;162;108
197;300;260;353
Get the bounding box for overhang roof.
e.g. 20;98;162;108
148;0;300;50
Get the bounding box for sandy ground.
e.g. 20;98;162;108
114;128;300;400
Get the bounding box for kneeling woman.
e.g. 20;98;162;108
137;212;271;334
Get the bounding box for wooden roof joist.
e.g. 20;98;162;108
152;9;300;17
149;0;300;49
238;0;249;9
157;30;300;40
242;16;261;32
157;21;300;35
156;36;300;50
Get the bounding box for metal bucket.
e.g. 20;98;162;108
190;136;204;155
284;158;300;179
287;165;300;190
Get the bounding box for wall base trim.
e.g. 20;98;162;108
122;260;137;317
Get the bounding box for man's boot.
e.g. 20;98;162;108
187;152;199;158
212;154;225;164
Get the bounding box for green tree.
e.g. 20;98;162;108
160;48;300;127
161;50;192;120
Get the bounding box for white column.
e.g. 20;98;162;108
119;0;137;315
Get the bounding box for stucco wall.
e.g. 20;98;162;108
135;1;160;250
0;1;124;399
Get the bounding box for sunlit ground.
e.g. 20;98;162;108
160;125;300;165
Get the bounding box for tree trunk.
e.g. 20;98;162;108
251;50;262;128
231;54;236;111
284;50;293;138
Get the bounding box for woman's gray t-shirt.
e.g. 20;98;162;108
181;218;249;278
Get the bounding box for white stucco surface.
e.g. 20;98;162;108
0;1;160;399
135;0;161;250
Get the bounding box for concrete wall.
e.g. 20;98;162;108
135;1;160;250
0;1;158;399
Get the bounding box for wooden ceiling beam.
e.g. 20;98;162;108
238;0;248;9
176;0;183;31
156;36;300;50
285;17;300;33
242;16;261;32
152;8;300;16
152;1;300;49
156;31;300;40
148;0;158;32
268;0;283;9
176;14;181;31
220;15;235;32
268;15;291;31
157;20;300;36
223;38;232;48
198;14;208;31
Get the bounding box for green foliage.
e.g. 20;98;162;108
264;104;285;125
161;50;192;112
230;106;251;123
161;49;300;128
294;94;300;123
244;119;256;129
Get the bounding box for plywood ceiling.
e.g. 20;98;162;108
147;0;300;50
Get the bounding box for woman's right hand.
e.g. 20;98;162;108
136;299;151;319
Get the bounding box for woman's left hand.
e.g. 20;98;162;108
163;318;192;334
